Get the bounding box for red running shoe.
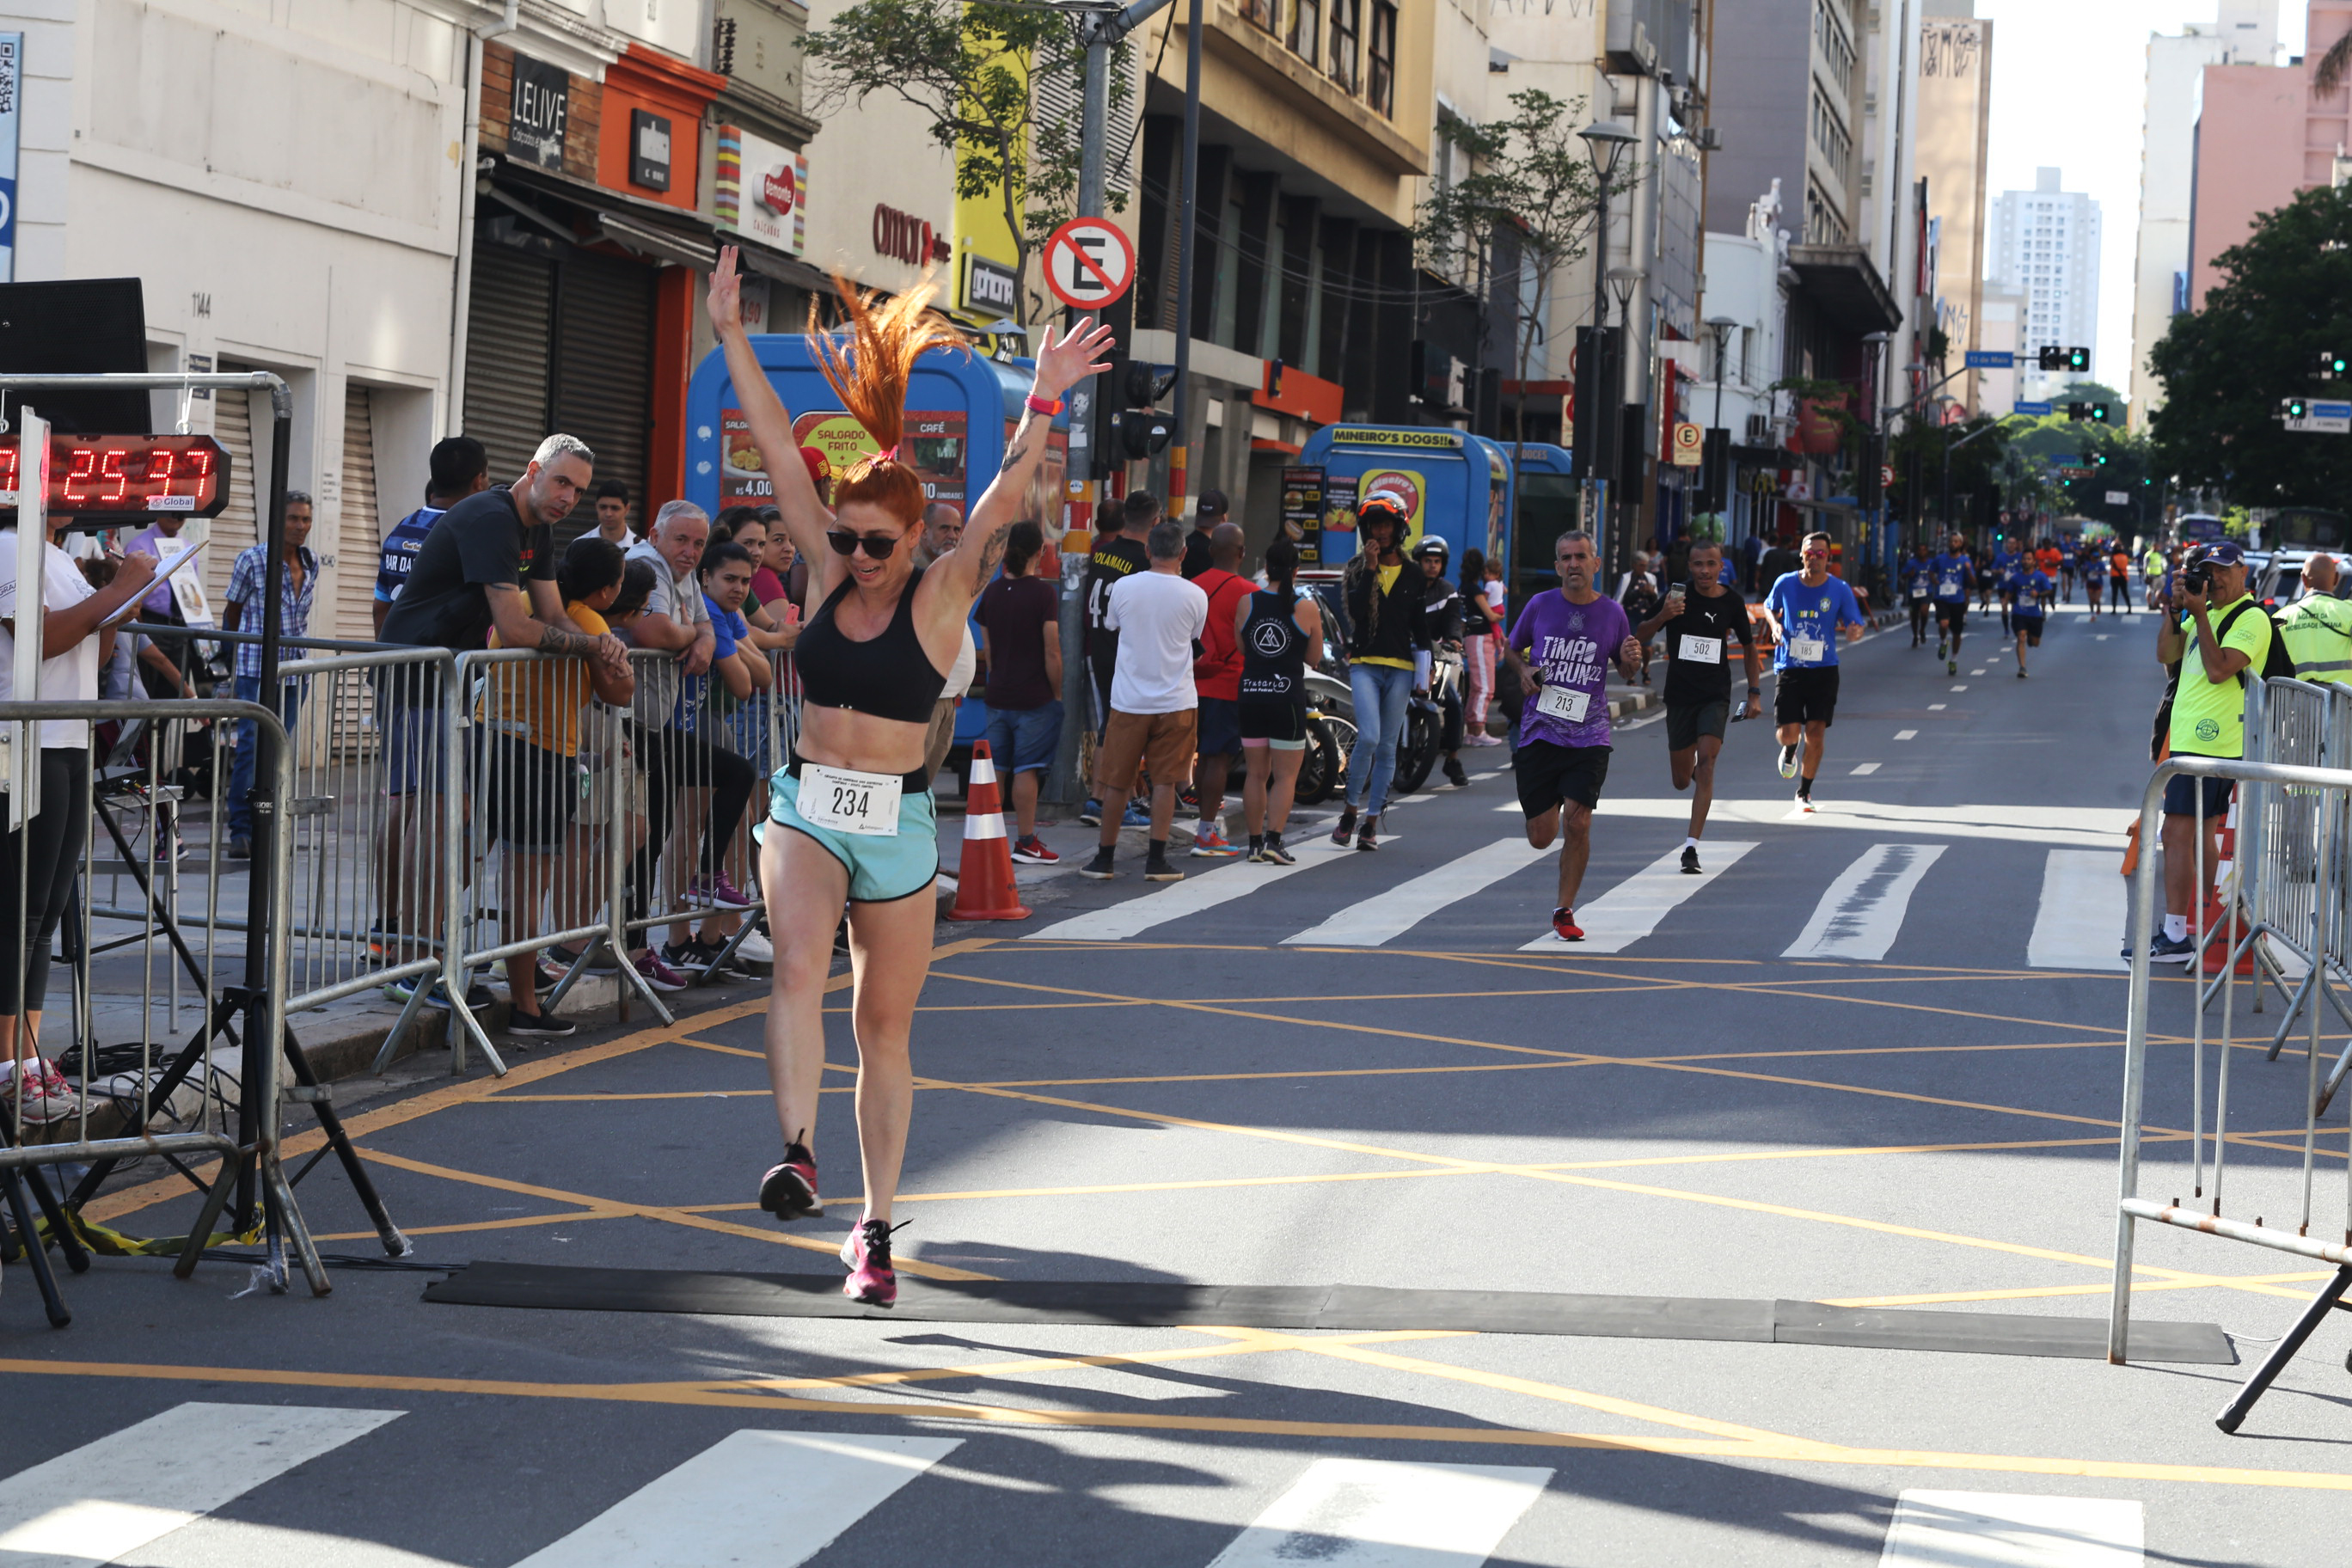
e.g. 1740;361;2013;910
1551;907;1585;942
757;1139;823;1222
841;1216;907;1307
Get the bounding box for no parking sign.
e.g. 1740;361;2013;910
1042;217;1135;311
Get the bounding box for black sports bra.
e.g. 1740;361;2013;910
794;566;946;726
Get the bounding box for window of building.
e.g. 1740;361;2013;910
1813;0;1855;83
1242;0;1277;34
1284;0;1320;67
1810;88;1850;181
1329;0;1359;94
1367;0;1396;117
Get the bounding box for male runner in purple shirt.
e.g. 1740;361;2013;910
1506;529;1643;942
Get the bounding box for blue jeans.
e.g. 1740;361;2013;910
1345;662;1414;814
229;674;303;839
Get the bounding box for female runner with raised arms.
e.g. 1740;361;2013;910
707;248;1112;1305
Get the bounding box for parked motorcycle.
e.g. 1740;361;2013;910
1291;584;1355;805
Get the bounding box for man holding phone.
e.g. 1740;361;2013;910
1636;540;1760;873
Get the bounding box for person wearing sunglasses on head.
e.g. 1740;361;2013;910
707;248;1114;1308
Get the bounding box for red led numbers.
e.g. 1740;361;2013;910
0;435;230;518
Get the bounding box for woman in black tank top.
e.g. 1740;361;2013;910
1234;538;1326;862
708;248;1113;1307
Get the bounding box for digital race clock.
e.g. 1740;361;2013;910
0;434;232;518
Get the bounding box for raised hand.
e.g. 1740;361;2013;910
707;245;744;336
1030;317;1118;401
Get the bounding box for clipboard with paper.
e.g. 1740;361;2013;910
101;537;207;629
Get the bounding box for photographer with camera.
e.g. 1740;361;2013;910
2148;540;2273;964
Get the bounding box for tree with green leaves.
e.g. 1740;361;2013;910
2147;182;2352;505
1413;89;1612;520
802;0;1131;326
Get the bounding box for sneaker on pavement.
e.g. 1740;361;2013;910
1330;805;1358;847
1010;835;1060;865
1078;798;1103;827
3;1058;75;1124
1355;817;1380;852
2147;932;2197;965
1680;845;1701;875
760;1138;824;1222
505;1008;579;1039
1443;758;1469;788
633;950;689;992
1079;847;1118;879
1143;852;1185;881
1550;907;1585;942
226;836;253;861
547;941;618;976
1948;658;1959;677
1189;827;1241;858
686;873;757;911
383;977;494;1011
1119;800;1151;829
692;936;752;979
1259;832;1296;867
731;926;775;964
841;1216;905;1307
1777;744;1798;781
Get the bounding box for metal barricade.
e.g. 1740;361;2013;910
91;634;462;1078
1;697;329;1321
2110;753;2352;1435
616;644;775;988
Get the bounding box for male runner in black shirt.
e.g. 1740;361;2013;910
1635;538;1761;873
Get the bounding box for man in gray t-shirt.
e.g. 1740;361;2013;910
625;523;712;730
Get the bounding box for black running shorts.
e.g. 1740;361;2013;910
2014;616;2044;647
1935;600;1967;631
1514;739;1610;817
1664;699;1730;752
1773;665;1840;727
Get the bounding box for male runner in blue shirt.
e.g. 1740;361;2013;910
2006;560;2054;677
1762;531;1868;812
1928;530;1975;677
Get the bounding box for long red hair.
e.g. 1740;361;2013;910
809;274;966;529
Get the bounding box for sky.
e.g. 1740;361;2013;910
1972;0;2308;395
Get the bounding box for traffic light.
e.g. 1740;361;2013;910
2066;346;2090;373
2321;350;2349;378
2067;401;2088;421
2037;346;2065;371
1109;358;1173;461
2090;403;2111;423
2091;450;2109;467
2283;395;2311;420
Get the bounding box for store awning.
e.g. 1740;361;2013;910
1786;244;1901;336
597;211;717;271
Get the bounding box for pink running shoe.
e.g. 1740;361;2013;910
687;873;757;911
840;1217;907;1307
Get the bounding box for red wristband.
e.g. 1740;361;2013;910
1025;394;1062;417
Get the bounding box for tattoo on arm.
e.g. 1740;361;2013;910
971;528;1008;583
535;622;597;658
998;410;1041;475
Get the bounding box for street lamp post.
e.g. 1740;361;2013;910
1577;119;1635;554
1705;313;1737;553
1607;265;1644;574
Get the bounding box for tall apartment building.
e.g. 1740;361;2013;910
1988;168;2103;390
2128;5;2277;427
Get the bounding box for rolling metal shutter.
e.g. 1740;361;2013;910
335;384;379;641
463;244;555;487
551;250;654;542
205;364;257;607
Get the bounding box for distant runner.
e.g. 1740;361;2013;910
1634;538;1760;873
2006;554;2053;677
1928;530;1975;677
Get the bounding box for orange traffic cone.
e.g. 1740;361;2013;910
947;740;1032;922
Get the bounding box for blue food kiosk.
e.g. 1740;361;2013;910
1293;426;1516;583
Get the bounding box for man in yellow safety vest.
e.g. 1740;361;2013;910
2278;554;2352;683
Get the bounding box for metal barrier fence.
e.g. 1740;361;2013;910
2110;751;2352;1435
0;697;331;1321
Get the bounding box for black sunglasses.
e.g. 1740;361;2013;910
825;530;899;560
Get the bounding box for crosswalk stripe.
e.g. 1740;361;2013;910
1283;837;1553;946
1519;841;1757;952
1782;843;1945;960
0;1401;401;1568
509;1430;960;1568
1880;1489;2142;1565
1205;1458;1552;1567
2027;849;2128;971
1025;836;1375;941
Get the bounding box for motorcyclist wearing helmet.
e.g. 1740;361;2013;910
1413;535;1470;789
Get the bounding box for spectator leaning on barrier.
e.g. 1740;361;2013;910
974;519;1063;864
0;511;161;1123
1187;521;1253;855
487;535;638;1038
681;538;773;972
2148;539;2274;965
377;436;490;635
219;491;317;861
376;433;620;989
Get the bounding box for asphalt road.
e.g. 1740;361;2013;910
7;597;2349;1567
